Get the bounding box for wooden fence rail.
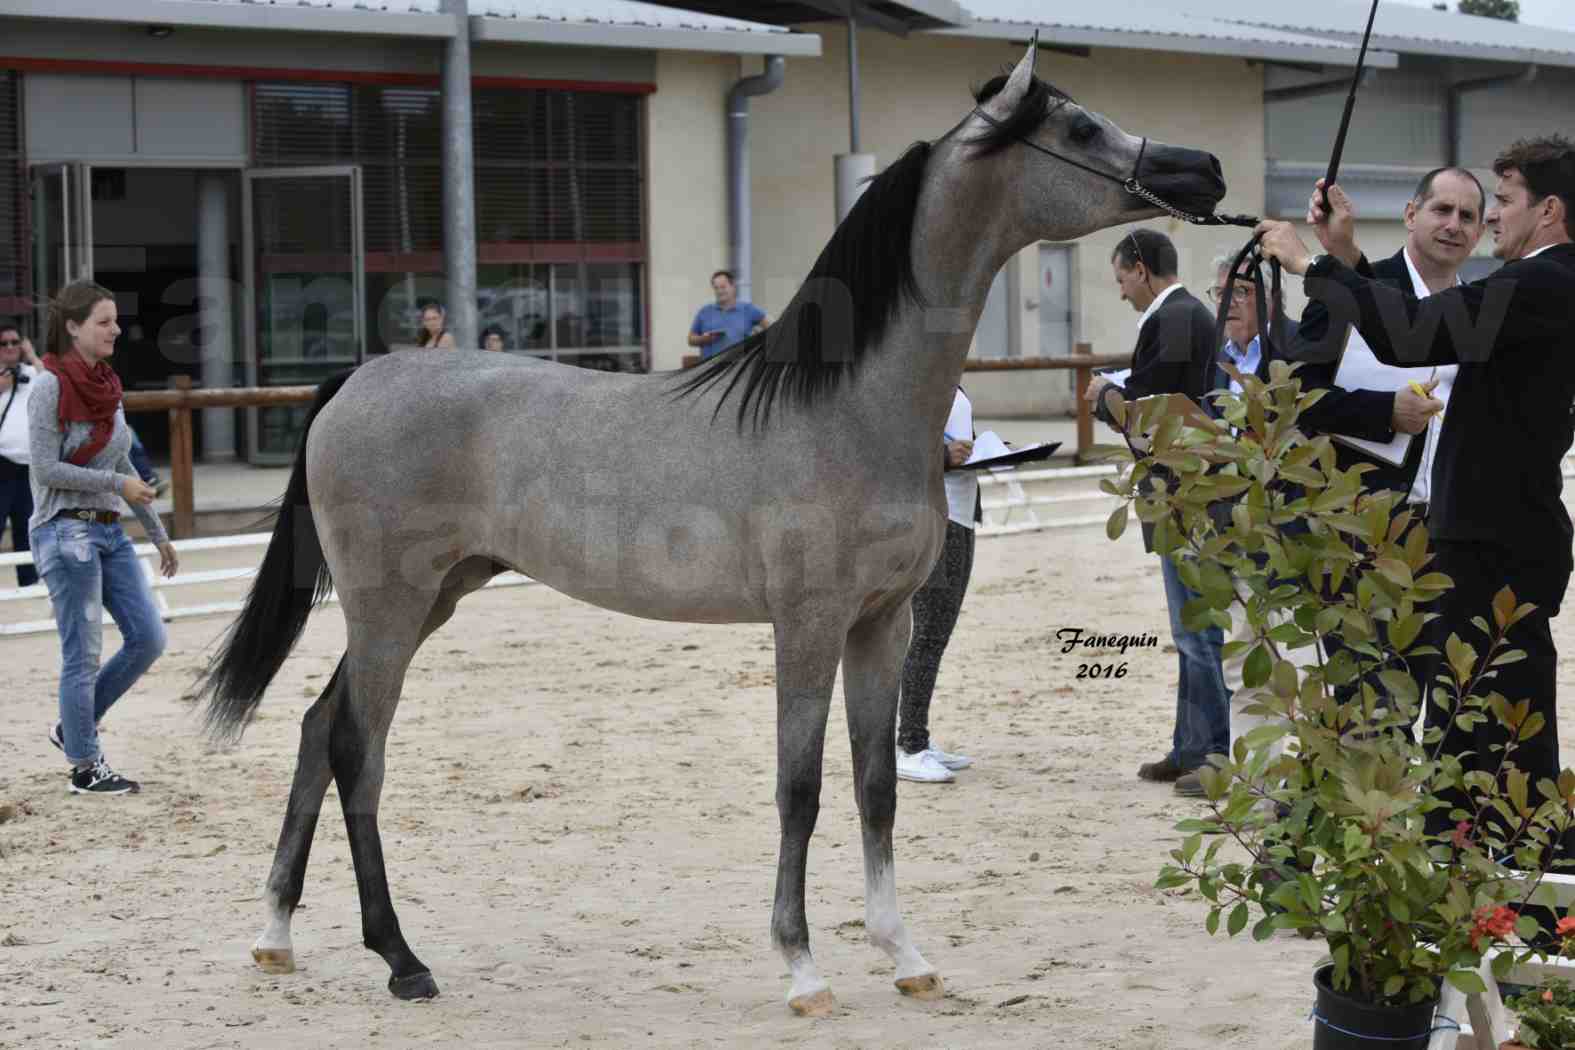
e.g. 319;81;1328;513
682;342;1128;460
122;378;317;540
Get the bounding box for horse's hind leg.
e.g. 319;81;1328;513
336;561;498;1000
249;559;498;980
252;658;345;974
842;604;942;1000
769;619;845;1017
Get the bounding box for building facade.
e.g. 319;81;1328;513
3;0;1573;463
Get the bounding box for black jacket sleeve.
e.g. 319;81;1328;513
1303;252;1551;368
1094;290;1212;426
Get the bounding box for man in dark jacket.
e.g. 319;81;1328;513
1258;136;1575;861
1288;168;1485;692
1085;229;1230;796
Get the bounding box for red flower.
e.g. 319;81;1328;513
1546;989;1556;1003
1469;906;1518;950
1557;916;1575;938
1452;820;1472;848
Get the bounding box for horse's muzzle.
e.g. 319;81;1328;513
1135;143;1227;215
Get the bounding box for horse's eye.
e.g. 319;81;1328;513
1070;119;1100;144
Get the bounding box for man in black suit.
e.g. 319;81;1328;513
1085;229;1230;797
1288;169;1486;694
1258;136;1575;863
1290;168;1486;507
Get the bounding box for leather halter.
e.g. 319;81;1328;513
968;106;1258;229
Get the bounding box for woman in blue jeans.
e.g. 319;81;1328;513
28;280;179;795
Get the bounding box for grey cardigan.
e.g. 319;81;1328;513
26;370;169;545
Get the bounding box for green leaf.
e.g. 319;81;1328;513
1243;645;1272;689
1445;970;1487;995
1375;558;1414;589
1226;902;1249;936
1492;585;1516;629
1389;613;1424;654
1106;504;1129;541
1205;907;1221;935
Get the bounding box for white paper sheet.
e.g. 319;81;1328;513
964;430;1013;465
1329;329;1424;467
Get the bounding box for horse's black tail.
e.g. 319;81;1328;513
197;370;355;741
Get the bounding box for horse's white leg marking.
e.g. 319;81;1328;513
783;946;833;1015
865;860;937;990
252;896;296;973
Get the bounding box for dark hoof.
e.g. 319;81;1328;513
388;970;440;1000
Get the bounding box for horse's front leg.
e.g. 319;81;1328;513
842;603;943;1000
770;617;845;1017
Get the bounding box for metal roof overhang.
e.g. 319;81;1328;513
471;14;821;55
632;1;970;34
0;0;824;55
1255;28;1575;70
938;19;1399;70
0;0;456;38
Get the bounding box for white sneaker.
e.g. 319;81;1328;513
927;744;973;771
896;748;955;783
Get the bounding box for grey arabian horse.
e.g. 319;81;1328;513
197;41;1226;1015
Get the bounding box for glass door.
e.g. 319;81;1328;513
242;166;364;463
29;162;93;335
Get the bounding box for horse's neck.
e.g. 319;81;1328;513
851;170;1020;444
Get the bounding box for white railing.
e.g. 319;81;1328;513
6;458;1573;639
0;535;532;639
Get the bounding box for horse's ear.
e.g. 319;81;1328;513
983;33;1039;119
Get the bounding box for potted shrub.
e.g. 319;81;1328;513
1097;363;1575;1049
1505;974;1575;1049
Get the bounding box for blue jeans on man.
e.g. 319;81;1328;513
31;517;166;767
1159;555;1231;769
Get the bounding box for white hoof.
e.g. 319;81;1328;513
252;946;296;975
788;987;837;1017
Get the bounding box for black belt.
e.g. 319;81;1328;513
1409;501;1429;520
55;508;120;525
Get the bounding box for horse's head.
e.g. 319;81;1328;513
960;40;1227;242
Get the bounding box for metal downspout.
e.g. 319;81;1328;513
727;55;785;306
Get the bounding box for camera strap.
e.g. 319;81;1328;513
0;383;17;436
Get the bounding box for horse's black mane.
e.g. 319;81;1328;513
968;73;1074;156
673;72;1071;430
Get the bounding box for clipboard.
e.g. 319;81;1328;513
951;441;1061;472
1328;326;1419;467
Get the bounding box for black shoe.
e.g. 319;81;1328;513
1138;755;1187;782
69;757;140;796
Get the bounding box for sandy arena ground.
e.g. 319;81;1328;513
5;521;1575;1050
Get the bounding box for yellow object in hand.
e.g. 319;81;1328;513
1407;381;1430;398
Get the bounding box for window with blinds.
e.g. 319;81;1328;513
0;72;25;315
252;82;644;255
252;80;645;366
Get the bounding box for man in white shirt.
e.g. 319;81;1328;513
0;322;39;586
1283;168;1485;701
1291;167;1486;516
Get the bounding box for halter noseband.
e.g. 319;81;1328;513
968;106;1259;229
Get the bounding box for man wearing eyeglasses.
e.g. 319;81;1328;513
0;322;39;587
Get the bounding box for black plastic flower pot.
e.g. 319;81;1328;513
1312;965;1441;1050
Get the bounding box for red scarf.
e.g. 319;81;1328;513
43;352;123;466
